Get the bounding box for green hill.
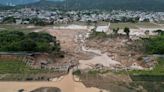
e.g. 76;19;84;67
66;0;164;11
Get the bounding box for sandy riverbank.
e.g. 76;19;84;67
0;70;108;92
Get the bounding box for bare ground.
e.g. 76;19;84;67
85;36;146;68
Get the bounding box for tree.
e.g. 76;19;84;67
0;30;61;54
113;28;119;35
144;35;164;54
154;30;164;36
20;39;37;51
86;20;91;26
30;18;46;26
2;16;16;23
145;30;150;36
124;27;130;38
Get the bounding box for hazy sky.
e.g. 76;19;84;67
0;0;65;5
47;0;63;1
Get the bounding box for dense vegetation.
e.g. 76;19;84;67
0;0;39;5
2;16;16;23
0;30;60;53
130;82;164;92
129;31;164;54
21;0;64;10
72;69;81;76
144;34;164;54
66;0;164;11
2;0;164;11
30;17;54;26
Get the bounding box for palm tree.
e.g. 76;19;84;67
124;27;130;38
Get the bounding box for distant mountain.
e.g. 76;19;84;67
0;4;4;6
0;0;39;6
21;0;164;11
0;0;63;6
66;0;164;11
0;4;13;10
20;0;64;9
1;0;164;11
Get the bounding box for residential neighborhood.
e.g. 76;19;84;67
1;8;164;25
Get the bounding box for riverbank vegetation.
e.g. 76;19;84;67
144;34;164;54
0;58;50;74
0;30;61;53
129;34;164;81
129;58;164;76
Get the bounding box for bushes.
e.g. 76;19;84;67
144;35;164;54
73;70;81;75
128;32;164;54
2;16;16;23
130;75;164;81
129;58;164;81
30;18;52;26
0;30;60;53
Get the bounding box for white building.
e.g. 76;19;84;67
95;23;111;32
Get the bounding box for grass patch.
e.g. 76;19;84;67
110;22;160;29
0;24;42;33
110;23;138;29
136;22;160;28
88;70;99;75
0;59;51;74
129;58;164;81
129;58;164;76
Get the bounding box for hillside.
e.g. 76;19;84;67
66;0;164;11
0;3;5;7
1;0;164;11
19;0;64;9
18;0;164;11
0;0;39;5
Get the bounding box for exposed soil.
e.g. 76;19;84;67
85;36;146;68
31;87;61;92
0;70;108;92
0;25;159;92
78;71;137;92
44;28;93;62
